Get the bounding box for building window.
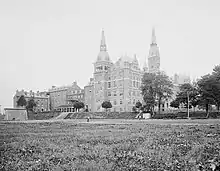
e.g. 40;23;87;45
133;81;135;87
108;82;111;88
114;81;116;87
128;90;131;96
114;100;117;105
114;91;117;96
133;91;136;96
120;91;123;96
108;91;111;96
120;99;123;104
133;99;135;104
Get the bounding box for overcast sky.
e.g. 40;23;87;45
0;0;220;109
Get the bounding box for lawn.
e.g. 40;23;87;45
0;119;220;171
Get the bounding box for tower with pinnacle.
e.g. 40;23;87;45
148;28;160;73
93;29;113;111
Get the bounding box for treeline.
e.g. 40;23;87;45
170;65;220;115
140;65;220;115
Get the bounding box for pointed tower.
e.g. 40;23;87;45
148;27;160;73
93;29;113;112
96;29;110;62
151;27;157;44
100;29;107;51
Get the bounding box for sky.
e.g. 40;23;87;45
0;0;220;109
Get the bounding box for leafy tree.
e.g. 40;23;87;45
211;65;220;111
170;99;180;109
174;83;199;112
79;102;85;109
141;71;173;114
26;98;37;112
135;101;142;110
74;101;85;112
101;101;112;113
132;106;137;113
17;95;27;107
212;65;220;81
197;74;218;115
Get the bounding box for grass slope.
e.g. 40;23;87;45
1;120;220;170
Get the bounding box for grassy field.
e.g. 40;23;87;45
1;119;220;171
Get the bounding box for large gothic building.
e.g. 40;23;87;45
84;28;161;112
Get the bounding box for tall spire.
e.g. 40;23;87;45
100;28;107;51
151;27;157;44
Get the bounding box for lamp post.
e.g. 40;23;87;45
187;91;190;119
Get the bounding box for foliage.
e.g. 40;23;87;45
197;72;220;114
17;95;27;107
170;99;180;109
135;101;142;109
1;120;220;170
132;106;137;113
26;98;37;112
173;83;199;111
74;101;85;110
141;71;173;114
101;101;112;112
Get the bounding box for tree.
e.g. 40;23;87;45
132;106;137;113
17;95;27;107
26;98;37;112
211;65;220;111
141;71;173;114
101;101;112;113
135;101;142;112
198;73;220;114
170;99;180;109
174;83;199;112
212;65;220;81
197;74;218;115
74;101;85;112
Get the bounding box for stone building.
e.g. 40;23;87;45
84;28;161;112
48;81;84;112
173;73;191;85
13;90;50;112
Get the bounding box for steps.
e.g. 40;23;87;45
52;112;73;120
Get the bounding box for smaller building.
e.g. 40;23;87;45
13;90;50;112
48;81;85;111
4;108;28;121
